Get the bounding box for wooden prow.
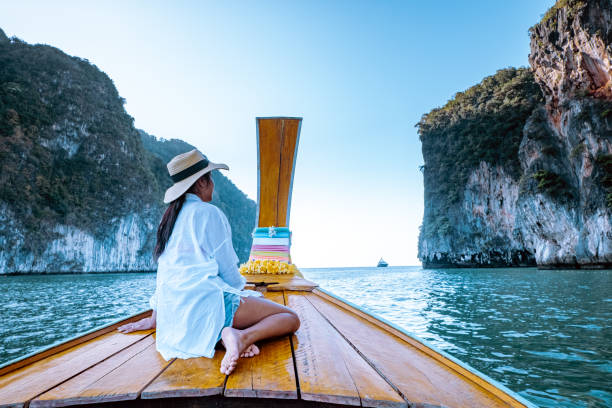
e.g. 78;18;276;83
256;117;302;228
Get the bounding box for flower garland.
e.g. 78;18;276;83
239;259;301;275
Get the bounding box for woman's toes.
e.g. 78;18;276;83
221;360;237;375
239;344;259;358
220;327;245;375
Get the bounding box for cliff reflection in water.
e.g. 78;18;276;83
0;267;610;408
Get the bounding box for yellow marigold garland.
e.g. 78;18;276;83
239;259;301;276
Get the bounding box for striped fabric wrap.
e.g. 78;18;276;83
252;237;290;246
251;245;290;252
248;227;292;263
252;227;291;238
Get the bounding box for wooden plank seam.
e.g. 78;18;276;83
282;291;302;401
332;334;372;408
23;333;155;408
303;296;411;407
222;371;230;396
287;335;302;401
135;355;177;400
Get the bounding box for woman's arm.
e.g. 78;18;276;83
117;291;157;333
215;239;246;289
206;207;246;289
117;310;156;333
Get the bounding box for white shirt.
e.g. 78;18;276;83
149;193;260;360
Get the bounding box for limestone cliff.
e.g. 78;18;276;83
0;32;255;273
418;0;612;268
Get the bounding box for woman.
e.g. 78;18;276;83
117;149;300;375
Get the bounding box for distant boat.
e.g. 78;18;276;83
377;258;388;267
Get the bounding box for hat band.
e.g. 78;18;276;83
170;158;209;182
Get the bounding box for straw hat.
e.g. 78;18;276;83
163;149;229;203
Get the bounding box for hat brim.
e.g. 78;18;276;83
163;162;229;203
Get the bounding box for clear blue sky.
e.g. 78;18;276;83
2;0;556;267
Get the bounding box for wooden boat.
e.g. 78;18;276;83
0;117;535;408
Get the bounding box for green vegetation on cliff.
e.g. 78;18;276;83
531;0;586;31
417;68;543;197
0;33;255;263
596;154;612;208
416;67;544;238
0;35;164;253
530;170;574;199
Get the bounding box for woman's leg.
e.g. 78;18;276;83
220;296;300;375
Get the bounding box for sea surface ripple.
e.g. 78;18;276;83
0;267;610;408
302;267;612;408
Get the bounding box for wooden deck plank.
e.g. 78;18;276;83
330;330;407;408
307;291;520;408
31;334;155;407
285;291;361;406
224;291;298;399
0;310;152;378
140;350;225;399
0;330;152;408
31;333;173;405
287;292;406;408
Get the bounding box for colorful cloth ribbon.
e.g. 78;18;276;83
248;227;292;263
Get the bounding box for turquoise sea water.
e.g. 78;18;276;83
0;267;610;407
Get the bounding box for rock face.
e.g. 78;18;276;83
418;0;612;268
0;203;158;272
529;0;612;115
0;33;255;273
419;162;535;268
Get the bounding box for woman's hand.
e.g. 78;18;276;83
117;315;156;333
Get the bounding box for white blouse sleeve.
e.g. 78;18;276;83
206;207;246;290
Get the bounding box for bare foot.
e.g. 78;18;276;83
220;327;248;375
117;317;155;333
240;344;260;358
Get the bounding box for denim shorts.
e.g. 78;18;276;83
216;291;242;342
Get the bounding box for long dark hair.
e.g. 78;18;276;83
153;172;212;261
